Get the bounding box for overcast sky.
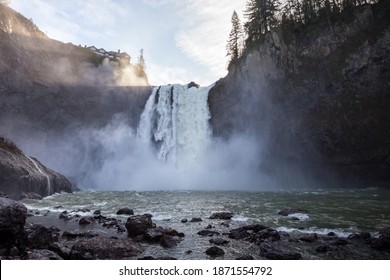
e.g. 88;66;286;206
10;0;246;86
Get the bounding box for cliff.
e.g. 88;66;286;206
209;1;390;187
0;137;73;199
0;3;152;184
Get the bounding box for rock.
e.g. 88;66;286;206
185;250;193;254
236;255;254;260
71;236;144;259
331;239;349;246
0;197;27;240
62;230;98;239
0;138;74;200
145;227;165;242
299;233;318;242
371;229;390;252
21;192;43;200
209;238;230;246
316;245;330;253
24;249;63;260
59;211;71;221
205;246;225;257
260;242;301;260
205;224;213;229
160;235;177;248
228;224;269;240
125;214;153;237
26;224;60;249
116;208;134;215
278;208;309;216
181;218;188;223
190;218;202;222
49;242;72;259
187;81;199;88
209;212;234;220
197;230;220;237
93;210;101;215
79;216;95;225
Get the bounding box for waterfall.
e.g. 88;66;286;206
137;83;212;165
26;155;52;196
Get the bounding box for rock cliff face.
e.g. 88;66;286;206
0;4;152;185
209;2;390;187
0;137;73;199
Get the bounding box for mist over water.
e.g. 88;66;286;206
86;84;272;191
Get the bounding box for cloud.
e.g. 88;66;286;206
147;63;190;85
173;1;246;80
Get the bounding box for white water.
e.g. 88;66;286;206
26;155;51;196
138;84;212;165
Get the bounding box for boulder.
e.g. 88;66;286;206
205;246;225;257
79;216;96;225
159;235;177;248
209;212;234;220
125;214;153;237
190;218;202;222
197;230;220;237
299;233;318;243
209;238;230;246
25;224;60;249
116;208;134;215
24;249;63;260
71;236;144;259
260;242;302;260
0;197;27;240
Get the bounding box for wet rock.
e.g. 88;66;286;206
59;211;71;221
24;249;63;260
371;229;390;252
299;233;318;242
160;235;177;248
209;212;234;220
197;230;220;236
145;226;184;242
205;246;225;257
71;236;144;259
221;222;230;227
49;242;71;259
331;238;349;246
181;218;188;223
260;242;301;260
26;224;60;249
236;255;254;260
209;238;230;246
93;210;101;215
228;224;269;240
0;197;27;240
185;250;193;254
22;192;43;200
125;214;153;237
116;208;134;215
278;208;309;216
190;218;202;222
62;230;98;239
79;216;95;225
205;224;213;229
316;245;330;253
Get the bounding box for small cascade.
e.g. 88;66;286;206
26;155;52;196
137;83;212;165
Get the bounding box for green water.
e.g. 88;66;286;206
23;188;390;235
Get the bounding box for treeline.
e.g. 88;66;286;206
227;0;380;65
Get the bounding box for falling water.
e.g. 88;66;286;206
137;84;212;165
26;155;51;196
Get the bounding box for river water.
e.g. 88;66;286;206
22;188;390;259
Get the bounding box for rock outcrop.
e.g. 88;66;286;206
209;1;390;187
0;137;73;199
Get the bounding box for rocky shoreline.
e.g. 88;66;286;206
1;196;389;260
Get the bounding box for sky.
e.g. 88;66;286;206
9;0;247;86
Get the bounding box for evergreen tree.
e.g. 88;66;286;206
244;0;280;43
226;10;243;64
136;48;146;76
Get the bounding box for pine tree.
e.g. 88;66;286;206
226;10;243;64
244;0;280;44
136;48;146;77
